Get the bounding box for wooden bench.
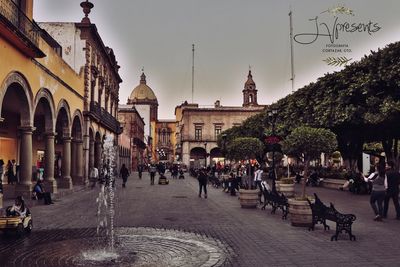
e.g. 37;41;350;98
261;189;289;220
307;193;356;241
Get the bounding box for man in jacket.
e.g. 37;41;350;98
383;161;400;219
198;168;208;198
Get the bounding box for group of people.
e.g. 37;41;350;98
337;161;400;221
363;161;400;221
196;164;271;200
0;159;18;185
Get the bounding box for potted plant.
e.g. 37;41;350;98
282;126;338;226
278;177;295;198
226;137;264;209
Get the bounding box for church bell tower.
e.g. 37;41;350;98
242;70;258;107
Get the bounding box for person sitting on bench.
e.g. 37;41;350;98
32;179;53;205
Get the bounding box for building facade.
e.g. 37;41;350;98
118;105;145;171
151;120;176;163
0;0;121;201
175;71;265;168
126;72;159;163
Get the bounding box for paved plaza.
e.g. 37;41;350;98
0;172;399;267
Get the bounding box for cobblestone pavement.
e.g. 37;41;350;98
1;172;399;266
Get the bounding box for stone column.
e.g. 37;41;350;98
76;140;84;184
15;127;35;199
71;140;77;184
59;136;72;189
44;132;57;193
83;116;90;185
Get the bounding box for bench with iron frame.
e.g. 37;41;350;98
261;189;289;220
307;193;356;241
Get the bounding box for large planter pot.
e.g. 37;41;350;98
239;189;259;209
288;198;313;227
279;183;295;198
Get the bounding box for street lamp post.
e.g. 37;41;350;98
204;142;207;167
268;108;278;191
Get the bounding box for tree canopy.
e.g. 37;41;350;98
282;126;337;198
220;41;400;169
226;137;264;161
282;126;338;162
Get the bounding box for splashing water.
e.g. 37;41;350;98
92;134;118;256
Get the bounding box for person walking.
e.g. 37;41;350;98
89;166;99;189
364;163;387;221
198;167;208;198
254;166;263;203
120;164;130;188
137;164;143;179
149;164;157;185
383;161;400;219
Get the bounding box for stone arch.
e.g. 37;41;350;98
190;146;207;168
210;147;222;158
71;110;83;141
72;110;83;131
33;88;56;133
56;99;72;135
71;116;82;141
88;124;95;140
190;147;207;158
0;71;33;126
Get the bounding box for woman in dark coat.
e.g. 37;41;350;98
7;160;16;185
120;164;130;188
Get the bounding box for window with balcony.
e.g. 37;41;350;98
195;125;202;141
214;124;222;139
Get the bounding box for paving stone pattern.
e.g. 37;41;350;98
0;172;399;266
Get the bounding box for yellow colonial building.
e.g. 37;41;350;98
0;0;121;202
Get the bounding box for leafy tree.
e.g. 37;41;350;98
282;127;337;198
221;42;400;170
226;137;264;161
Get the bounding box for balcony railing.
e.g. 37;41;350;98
89;101;122;134
180;134;218;142
0;0;41;48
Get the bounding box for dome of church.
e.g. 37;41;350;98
129;72;157;102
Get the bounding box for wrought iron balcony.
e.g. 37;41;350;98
180;134;217;142
0;0;44;57
89;101;122;134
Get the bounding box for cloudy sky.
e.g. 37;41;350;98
34;0;400;119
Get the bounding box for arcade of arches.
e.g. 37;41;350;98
189;146;223;168
0;73;107;199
